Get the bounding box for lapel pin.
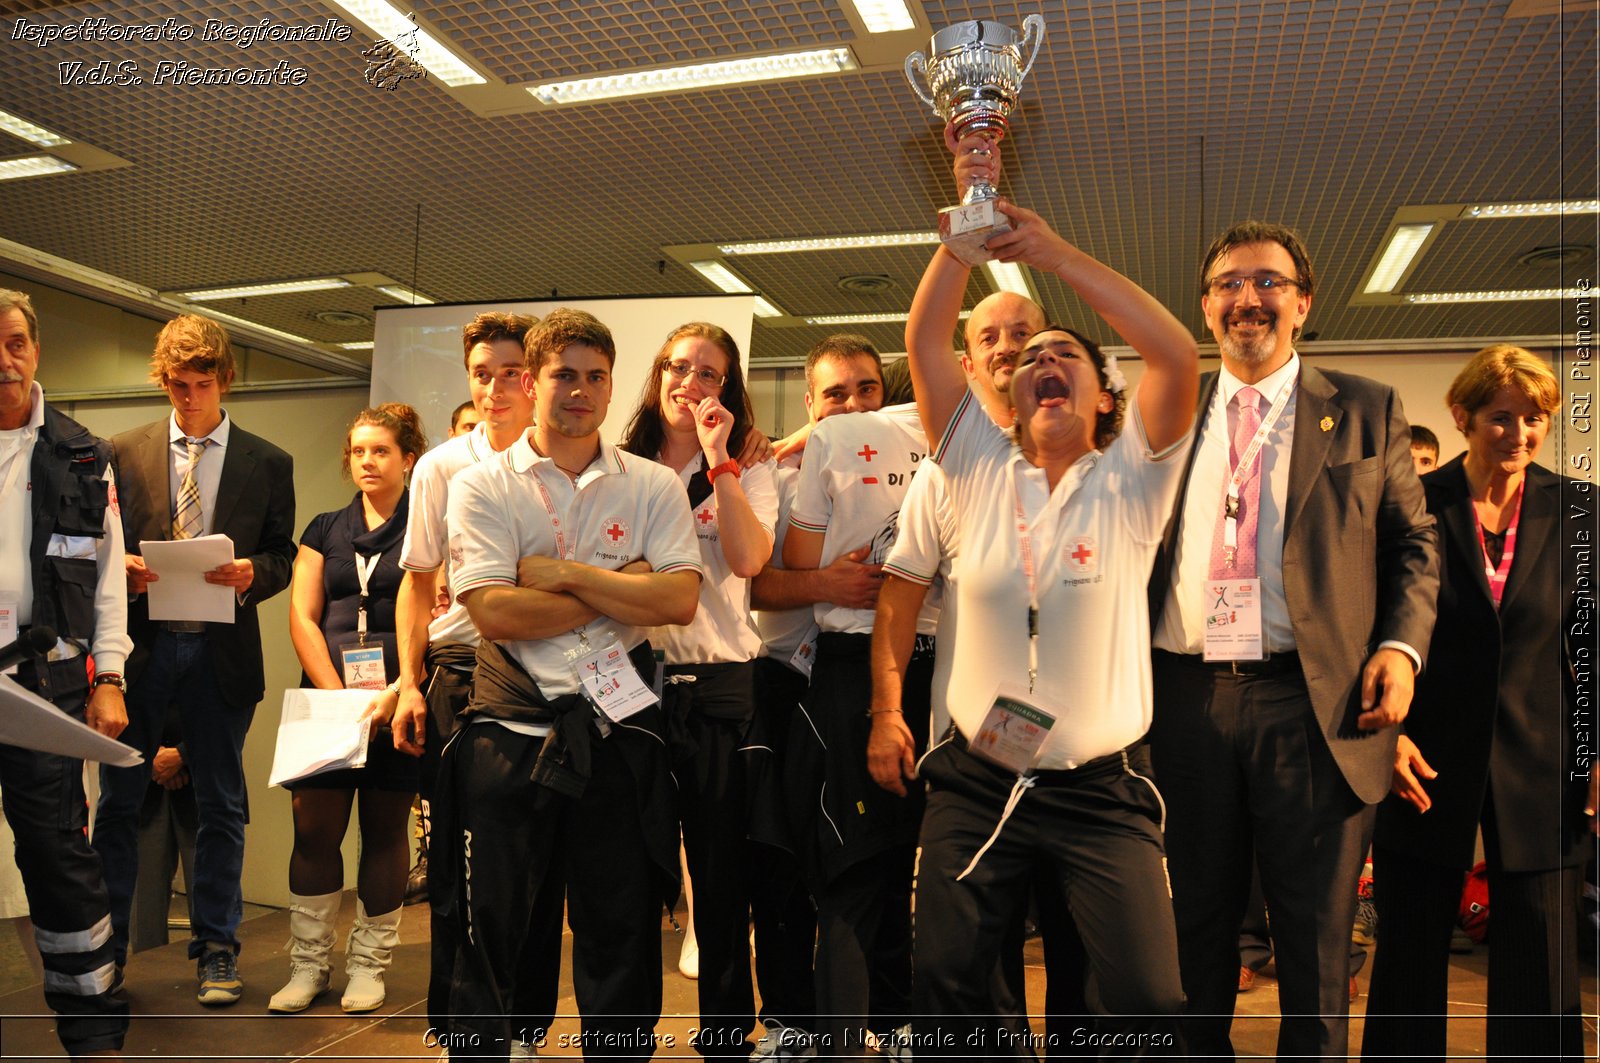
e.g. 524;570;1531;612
1319;415;1334;433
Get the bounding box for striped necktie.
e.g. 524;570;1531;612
172;437;209;540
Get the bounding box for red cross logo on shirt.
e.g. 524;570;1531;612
857;444;878;462
696;507;715;526
606;522;626;542
1065;535;1098;574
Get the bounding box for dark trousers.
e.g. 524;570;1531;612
95;631;254;961
670;662;759;1058
128;781;198;953
911;737;1182;1060
1150;651;1371;1061
749;657;817;1034
1;724;128;1056
446;722;663;1063
815;847;915;1059
1363;846;1587;1062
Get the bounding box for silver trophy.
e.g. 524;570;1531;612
905;15;1046;265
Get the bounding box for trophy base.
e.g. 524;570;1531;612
939;200;1014;266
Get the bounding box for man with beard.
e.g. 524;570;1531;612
1146;221;1438;1059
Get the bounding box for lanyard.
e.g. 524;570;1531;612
1221;378;1294;558
530;467;574;561
1010;457;1093;693
354;551;381;643
1472;484;1523;609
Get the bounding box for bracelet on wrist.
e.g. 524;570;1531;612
93;672;126;691
706;459;740;483
868;706;903;716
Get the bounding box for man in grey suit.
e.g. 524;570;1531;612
93;314;295;1006
1146;221;1438;1059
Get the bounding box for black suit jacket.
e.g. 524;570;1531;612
1373;457;1594;872
1149;365;1440;803
112;416;295;706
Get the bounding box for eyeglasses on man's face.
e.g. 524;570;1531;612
1205;274;1302;298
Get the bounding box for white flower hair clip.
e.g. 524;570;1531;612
1101;352;1128;395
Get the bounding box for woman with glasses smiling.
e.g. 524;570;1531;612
620;323;780;1059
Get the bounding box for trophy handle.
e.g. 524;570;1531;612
904;52;936;109
1018;14;1047;83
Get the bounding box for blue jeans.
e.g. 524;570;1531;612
94;632;255;961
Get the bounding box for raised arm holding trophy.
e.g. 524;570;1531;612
904;14;1045;264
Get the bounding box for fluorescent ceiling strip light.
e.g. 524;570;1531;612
182;278;351;301
984;260;1032;296
530;47;857;105
1364;224;1434;294
339;341;375;350
805;310;972;326
720;232;940;255
0;155;77;181
198;307;314;345
326;0;486;86
1459;200;1600;219
0;109;69;147
690;261;787;317
690;260;754;293
1403;288;1583;304
375;284;436;305
848;0;915;33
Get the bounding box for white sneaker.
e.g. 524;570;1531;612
752;1023;817;1062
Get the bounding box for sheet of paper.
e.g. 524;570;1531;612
0;675;144;766
268;688;373;788
139;535;236;623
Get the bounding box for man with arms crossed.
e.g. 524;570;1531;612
441;308;702;1061
1147;221;1438;1058
0;287;130;1057
96;314;295;1005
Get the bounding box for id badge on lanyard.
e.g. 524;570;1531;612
340;552;386;690
572;638;658;722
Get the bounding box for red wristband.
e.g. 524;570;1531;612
706;460;740;483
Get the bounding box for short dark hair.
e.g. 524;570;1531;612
524;308;616;373
1409;424;1440;454
449;400;476;431
804;334;883;391
461;311;537;368
1199;221;1315;298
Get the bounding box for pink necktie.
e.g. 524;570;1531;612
1209;386;1262;579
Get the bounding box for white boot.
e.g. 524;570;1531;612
268;890;340;1013
341;900;401;1013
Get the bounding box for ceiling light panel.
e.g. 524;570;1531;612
848;0;915;33
0;109;69;148
720;232;941;256
690;260;754;293
325;0;486;86
181;278;352;301
0;155;76;181
374;284;436;305
1403;288;1583;304
1459;200;1600;219
1363;224;1435;294
436;1;855;84
983;261;1032;297
529;48;857;105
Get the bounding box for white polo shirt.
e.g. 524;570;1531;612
788;403;937;636
447;434;702;695
882;458;956;732
933;389;1187;768
649;454;778;665
753;458;815;665
399;422;497;647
